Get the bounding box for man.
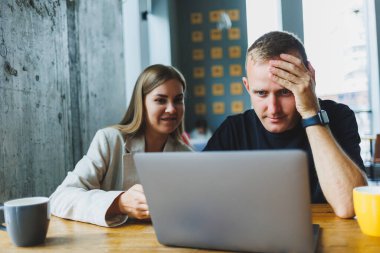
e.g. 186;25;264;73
204;31;367;218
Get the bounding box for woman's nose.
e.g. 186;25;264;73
165;102;176;113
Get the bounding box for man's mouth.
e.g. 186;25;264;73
266;116;285;123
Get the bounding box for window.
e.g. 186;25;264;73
303;0;373;161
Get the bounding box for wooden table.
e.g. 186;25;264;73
1;204;380;252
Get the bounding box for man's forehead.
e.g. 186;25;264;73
247;50;301;65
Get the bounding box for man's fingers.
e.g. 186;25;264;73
279;53;305;68
269;59;304;78
269;72;294;90
269;66;298;85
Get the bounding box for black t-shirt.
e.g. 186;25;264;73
204;99;365;203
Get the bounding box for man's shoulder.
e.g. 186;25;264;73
214;110;257;139
319;99;356;131
224;109;255;125
320;99;352;114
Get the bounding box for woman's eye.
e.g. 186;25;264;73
174;97;184;104
155;98;166;104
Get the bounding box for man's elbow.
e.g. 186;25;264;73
334;173;367;218
333;204;355;218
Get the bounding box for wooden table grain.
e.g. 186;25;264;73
1;204;380;252
312;204;380;253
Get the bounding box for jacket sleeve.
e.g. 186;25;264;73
50;129;128;227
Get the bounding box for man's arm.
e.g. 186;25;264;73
269;53;367;218
305;124;367;217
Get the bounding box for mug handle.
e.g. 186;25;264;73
0;205;6;231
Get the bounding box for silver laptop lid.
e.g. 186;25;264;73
135;150;314;253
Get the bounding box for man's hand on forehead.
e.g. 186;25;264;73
268;53;319;118
268;53;310;90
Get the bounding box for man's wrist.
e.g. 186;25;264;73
302;110;329;128
301;110;319;119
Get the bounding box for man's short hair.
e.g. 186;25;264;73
246;31;308;67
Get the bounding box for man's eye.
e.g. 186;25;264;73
255;90;267;97
280;89;292;96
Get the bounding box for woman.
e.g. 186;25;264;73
50;64;191;227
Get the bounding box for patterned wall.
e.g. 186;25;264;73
175;0;248;132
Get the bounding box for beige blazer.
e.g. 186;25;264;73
50;127;192;227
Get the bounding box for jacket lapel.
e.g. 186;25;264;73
122;135;145;190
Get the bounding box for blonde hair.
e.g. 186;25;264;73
114;64;186;141
245;31;308;72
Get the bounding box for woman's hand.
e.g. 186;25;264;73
118;184;150;219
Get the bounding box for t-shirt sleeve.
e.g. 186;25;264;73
329;105;365;171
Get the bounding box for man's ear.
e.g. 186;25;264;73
242;77;250;93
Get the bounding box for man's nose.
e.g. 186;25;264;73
267;94;280;114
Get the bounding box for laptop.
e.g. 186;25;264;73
134;150;319;253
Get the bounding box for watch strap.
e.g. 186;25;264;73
302;110;329;128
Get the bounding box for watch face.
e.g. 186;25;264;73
320;110;329;124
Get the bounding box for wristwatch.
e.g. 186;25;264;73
302;110;329;128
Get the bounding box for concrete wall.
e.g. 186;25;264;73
0;0;126;202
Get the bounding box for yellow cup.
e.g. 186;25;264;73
353;186;380;237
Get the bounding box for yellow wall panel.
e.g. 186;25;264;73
229;46;241;58
228;27;240;40
194;85;206;97
213;102;225;114
195;103;207;115
192;31;204;42
211;65;224;78
231;101;244;113
193;67;205;78
230;64;242;76
227;9;240;21
230;82;243;95
210;47;223;59
192;49;204;60
209;10;221;22
191;12;203;24
212;84;224;96
210;29;222;41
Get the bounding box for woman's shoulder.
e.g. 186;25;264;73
177;141;193;151
167;135;193;152
94;127;126;146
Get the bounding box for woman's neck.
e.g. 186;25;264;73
144;130;169;152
